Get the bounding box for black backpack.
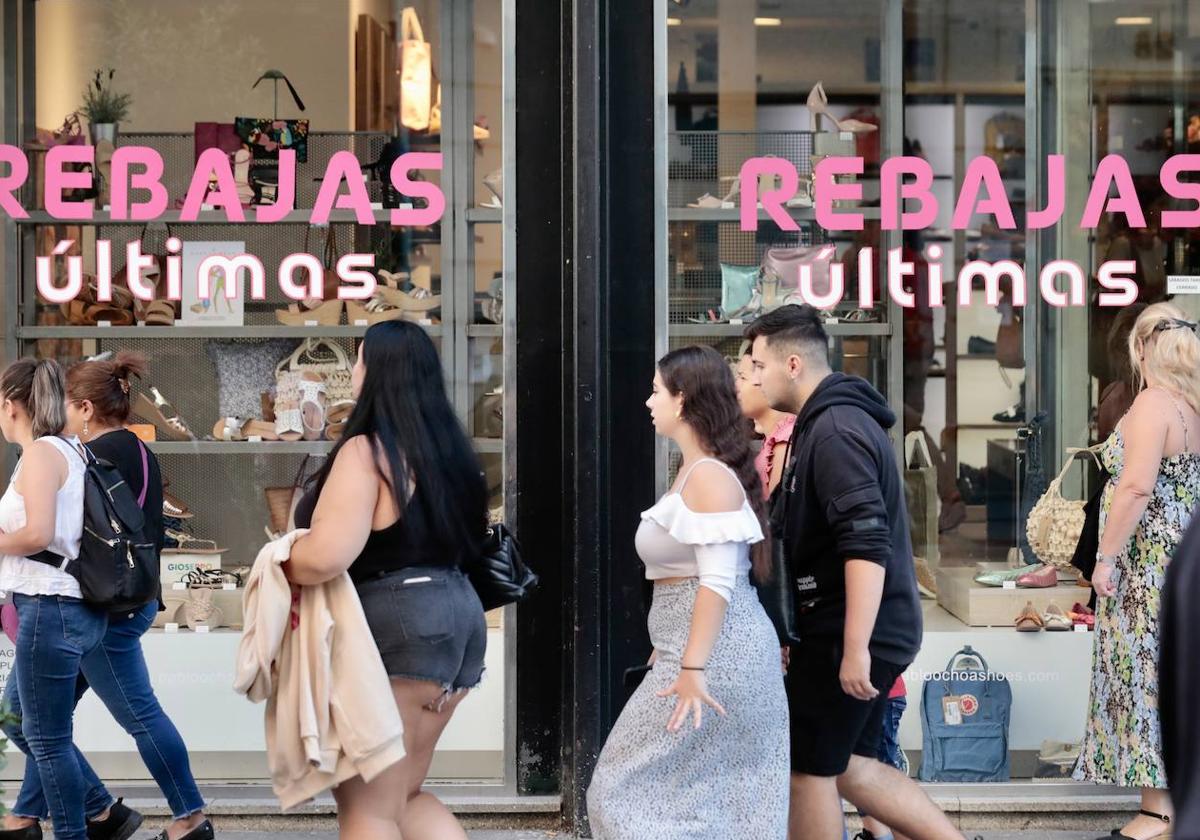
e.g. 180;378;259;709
29;441;159;612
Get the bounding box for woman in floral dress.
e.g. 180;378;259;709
1075;303;1200;840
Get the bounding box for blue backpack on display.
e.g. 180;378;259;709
918;645;1012;783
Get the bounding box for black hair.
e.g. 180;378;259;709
309;321;488;565
743;304;830;364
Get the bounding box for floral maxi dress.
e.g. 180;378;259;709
1074;418;1200;789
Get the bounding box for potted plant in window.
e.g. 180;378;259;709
80;67;132;146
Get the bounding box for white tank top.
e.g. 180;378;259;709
0;435;85;598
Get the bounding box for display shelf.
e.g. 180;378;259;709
667;206;881;223
670;321;891;338
17;324;443;340
465;207;503;223
466;324;503;337
148;440;334;455
149;437;504;456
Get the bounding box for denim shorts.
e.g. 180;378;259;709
355;564;487;691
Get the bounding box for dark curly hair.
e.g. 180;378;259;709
657;344;769;581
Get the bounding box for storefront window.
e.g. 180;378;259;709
2;0;512;788
662;0;1199;784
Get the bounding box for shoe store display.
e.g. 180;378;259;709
967;336;997;355
993;401;1026;424
1043;602;1072;631
1016;564;1058;588
975;563;1045;587
1014;600;1044;632
1069;602;1096;629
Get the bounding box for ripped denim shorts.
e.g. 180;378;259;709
355;564;487;692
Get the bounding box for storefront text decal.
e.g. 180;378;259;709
739;153;1200;308
0;146;444;306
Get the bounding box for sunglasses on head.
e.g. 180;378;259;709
1152;318;1200;335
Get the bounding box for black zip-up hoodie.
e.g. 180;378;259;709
771;373;922;665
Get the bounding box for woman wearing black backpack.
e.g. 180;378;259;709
1;354;213;840
0;358;104;840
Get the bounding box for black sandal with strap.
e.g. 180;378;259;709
1101;808;1172;840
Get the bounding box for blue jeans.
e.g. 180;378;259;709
1;594;109;840
4;600;205;823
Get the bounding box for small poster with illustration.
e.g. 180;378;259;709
181;241;247;326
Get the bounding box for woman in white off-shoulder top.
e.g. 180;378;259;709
586;345;789;840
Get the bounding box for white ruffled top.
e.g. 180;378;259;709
636;458;764;603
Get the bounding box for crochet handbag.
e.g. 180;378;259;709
1025;445;1103;570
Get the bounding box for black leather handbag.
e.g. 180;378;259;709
755;440;801;645
466;524;538;611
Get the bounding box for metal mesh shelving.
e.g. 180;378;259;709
668;130;815;208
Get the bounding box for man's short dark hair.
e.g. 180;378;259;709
743;304;830;365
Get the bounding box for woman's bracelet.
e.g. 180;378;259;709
680;665;705;672
1095;550;1119;566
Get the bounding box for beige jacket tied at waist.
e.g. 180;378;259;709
234;530;406;810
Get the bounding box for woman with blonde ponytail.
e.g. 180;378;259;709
0;359;120;840
1075;303;1200;840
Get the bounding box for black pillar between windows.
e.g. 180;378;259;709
513;0;657;831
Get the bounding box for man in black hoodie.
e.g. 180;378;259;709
747;305;961;840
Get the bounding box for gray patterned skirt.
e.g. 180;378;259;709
586;577;789;839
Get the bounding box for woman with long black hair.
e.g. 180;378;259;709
284;321;488;840
586;344;789;840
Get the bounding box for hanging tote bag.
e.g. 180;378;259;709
904;431;940;572
399;8;433;130
1026;446;1104;571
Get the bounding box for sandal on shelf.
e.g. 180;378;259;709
274;392;304;442
142;300;177;327
326;400;355;426
133;387;195;441
325;420;347;441
376;285;441;313
62;299;97;326
346;296;405;325
85;305;135;326
1014;601;1044;632
212;417;280;441
687;193;726;209
298;373;327;442
162;491;193;520
162;530;225;555
275;299;343;326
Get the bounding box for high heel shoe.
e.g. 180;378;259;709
806;81;879;135
1101;808;1172;840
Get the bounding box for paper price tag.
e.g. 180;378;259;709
369;202;383;211
1074;623;1088;633
172;582;187;591
97;320;112;328
247;435;263;443
223;583;237;591
354;319;369;327
164;623;179;633
942;696;963;726
1002;580;1017;590
196;624;211;634
304;319;318;327
729;318;744;326
419;318;433;326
